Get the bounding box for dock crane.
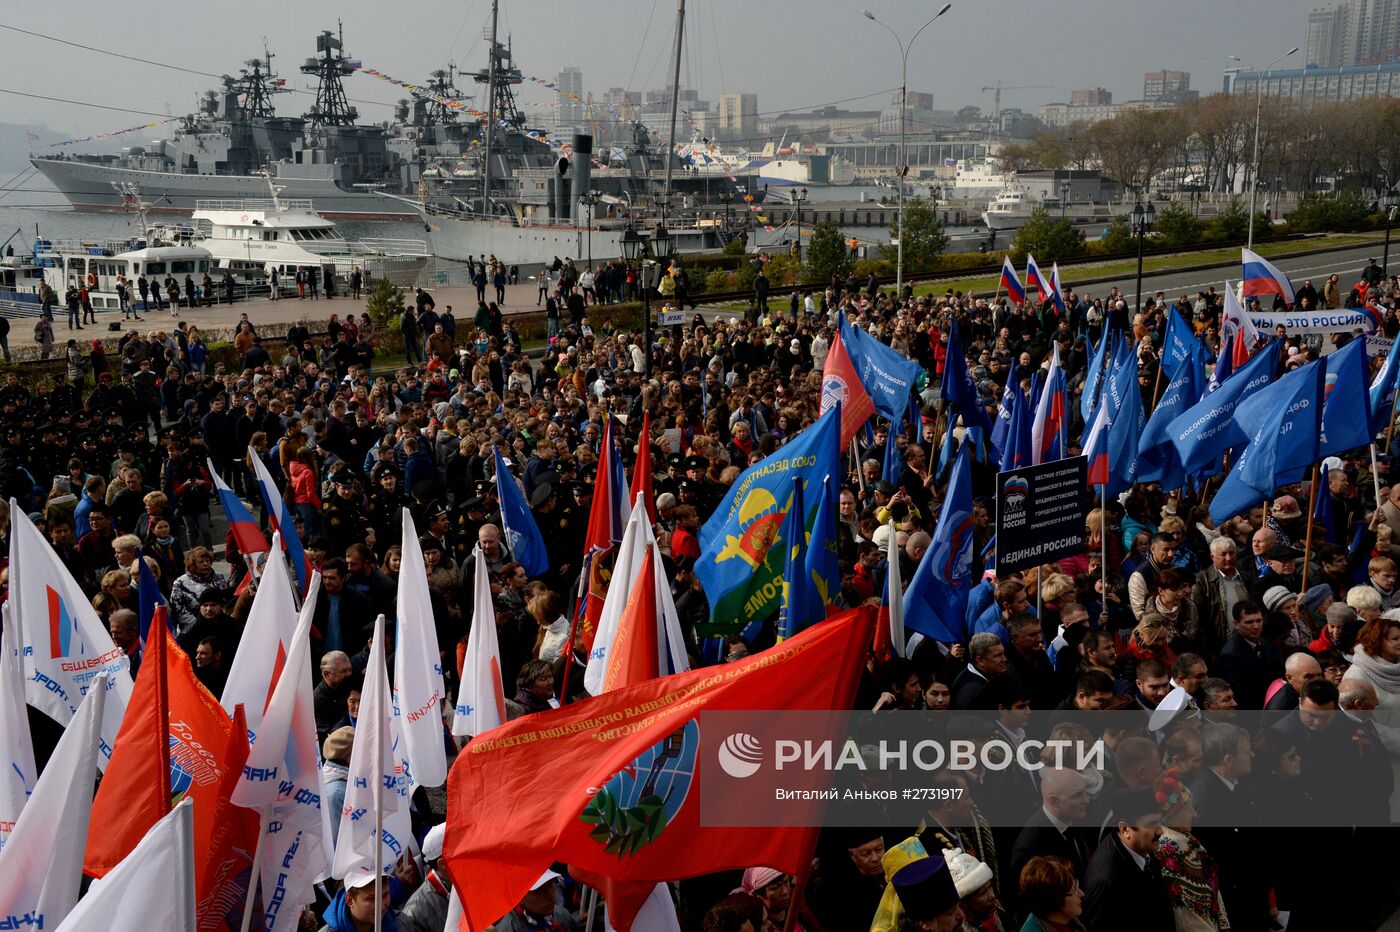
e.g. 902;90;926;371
981;82;1049;137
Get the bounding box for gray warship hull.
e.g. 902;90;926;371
30;158;421;221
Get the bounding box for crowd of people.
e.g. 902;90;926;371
5;247;1400;932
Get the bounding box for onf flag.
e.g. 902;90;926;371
696;407;840;627
839;312;921;423
9;505;131;770
0;610;33;853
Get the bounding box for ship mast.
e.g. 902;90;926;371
302;24;360;127
481;0;499;216
661;0;686;225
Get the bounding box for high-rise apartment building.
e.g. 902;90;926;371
1307;5;1348;66
1070;88;1112;106
557;67;583;128
1306;1;1400;67
716;93;758;136
1143;71;1192;101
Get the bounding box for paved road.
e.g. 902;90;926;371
1075;242;1386;307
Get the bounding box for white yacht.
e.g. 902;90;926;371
186;194;430;285
33;235;215;314
981;187;1060;232
947;158;1015;202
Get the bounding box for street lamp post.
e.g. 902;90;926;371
579;189;602;269
621;224;646;373
862;3;952;298
792;187;808;262
1384;190;1399;277
1238;46;1299;249
652;222;676;347
1132;199;1156;311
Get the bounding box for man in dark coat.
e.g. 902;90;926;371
1007;767;1093;903
1217;601;1282;710
1082;787;1174;932
1191;722;1268;932
311;558;373;661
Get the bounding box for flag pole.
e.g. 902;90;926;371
783;828;821;932
1372;442;1385;518
373;643;385;932
852;438;866;494
238;808;270;932
1299;462;1320;593
1099;486;1109;627
1388;383;1400;457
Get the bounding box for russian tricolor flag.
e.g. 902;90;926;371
209;460;271;565
1030;343;1067;466
1000;256;1026;305
1083;395;1112;486
1241;248;1296;308
1025;253;1050;304
247;449;310;596
1049;262;1068;316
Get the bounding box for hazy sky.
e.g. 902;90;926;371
2;0;1317;137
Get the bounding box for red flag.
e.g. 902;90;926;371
443;608;875;932
601;551;660;693
819;329;875;448
629;411;657;526
85;612;256;931
580;418;623;649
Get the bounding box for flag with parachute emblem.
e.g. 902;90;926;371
696;407;840;629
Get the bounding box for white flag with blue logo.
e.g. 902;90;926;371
332;614;412;879
0;605;34;852
8;504;130;770
0;673;106;930
392;509;447;789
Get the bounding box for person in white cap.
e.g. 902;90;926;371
492;869;579;931
398;824;451;932
941;847;1009;930
318;868;395;932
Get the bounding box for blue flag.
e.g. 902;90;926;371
1370;334;1400;434
135;547;171;648
839;312;921;423
991;356;1019;457
1319;336;1372;458
806;474;840;611
1081;328;1110;423
903;441;974;643
939;321;993;433
1314;463;1344;545
1162;308;1203;377
999;384;1032;472
494;447;550;576
1137;338;1207;490
1208;361;1325;525
1103;351;1145;496
777;478;822;640
883;424;906;485
698;406;841;625
1169;340;1282;475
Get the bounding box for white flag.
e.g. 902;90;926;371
605;883;681;932
585;498;689;692
452;549;507;738
333;614;411;879
222;559;327;932
392;509;447;789
583;499;649;695
220;531;296;729
0;605;35;851
0;673;106;929
8;504;130;770
886;520;906;659
54;798;196;932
